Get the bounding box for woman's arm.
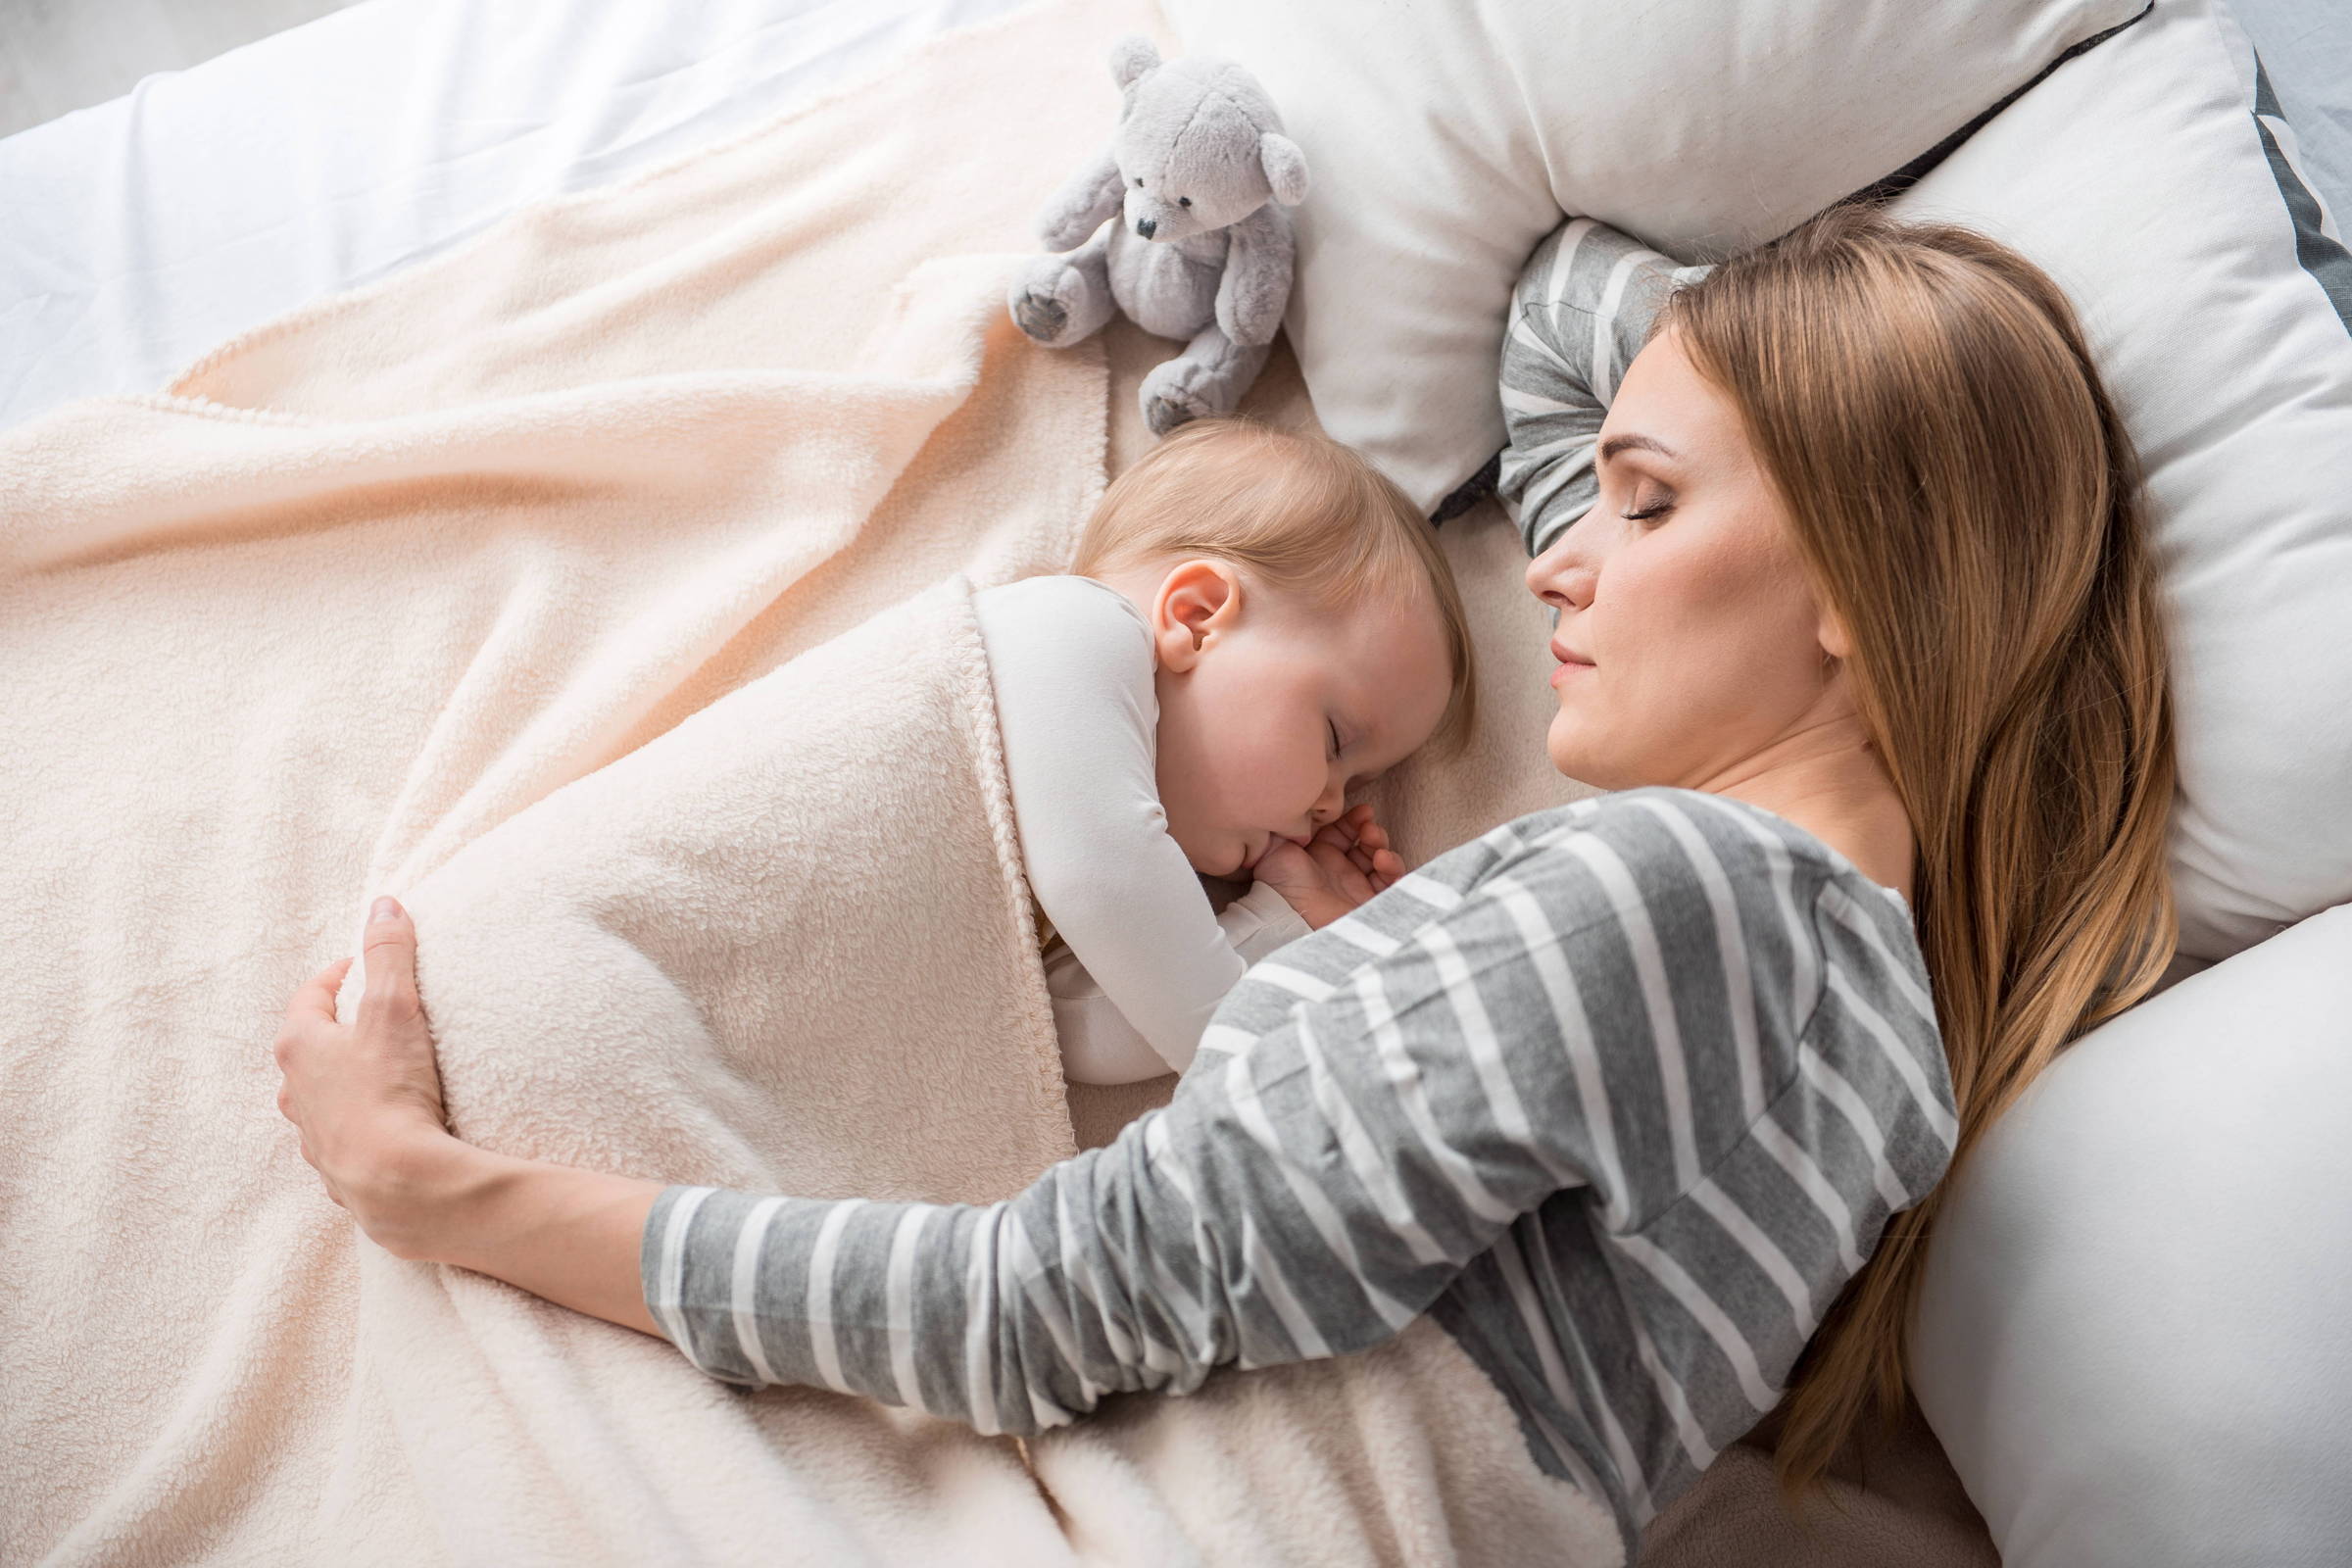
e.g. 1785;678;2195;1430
280;795;1956;1444
272;899;666;1335
1496;220;1711;555
285;815;1619;1403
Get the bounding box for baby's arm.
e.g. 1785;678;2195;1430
976;575;1290;1078
1048;882;1307;1084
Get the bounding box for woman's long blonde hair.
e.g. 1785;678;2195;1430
1656;203;2179;1495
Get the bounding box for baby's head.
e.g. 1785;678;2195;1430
1071;417;1477;879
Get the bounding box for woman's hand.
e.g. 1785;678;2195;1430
1251;803;1406;930
273;895;467;1259
273;894;664;1333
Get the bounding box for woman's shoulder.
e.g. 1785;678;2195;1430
1438;785;1839;881
1428;786;1925;989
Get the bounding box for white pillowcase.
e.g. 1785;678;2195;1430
1878;0;2352;962
1910;899;2352;1568
1160;0;2146;514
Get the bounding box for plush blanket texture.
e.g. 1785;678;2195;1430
0;1;1623;1562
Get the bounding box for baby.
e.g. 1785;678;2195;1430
974;417;1477;1085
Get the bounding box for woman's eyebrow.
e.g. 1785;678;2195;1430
1598;432;1676;464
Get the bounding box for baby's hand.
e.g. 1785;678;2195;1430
1252;804;1407;931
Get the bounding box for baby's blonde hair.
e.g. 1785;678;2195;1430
1068;417;1477;758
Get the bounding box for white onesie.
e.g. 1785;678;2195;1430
971;574;1311;1084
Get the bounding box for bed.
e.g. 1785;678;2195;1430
3;0;2346;438
4;2;2348;1565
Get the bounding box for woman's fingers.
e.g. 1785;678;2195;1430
285;956;356;1026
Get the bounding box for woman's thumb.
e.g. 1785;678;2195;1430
361;895;415;991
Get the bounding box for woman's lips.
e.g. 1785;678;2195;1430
1549;639;1595;687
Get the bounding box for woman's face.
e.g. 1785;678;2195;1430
1526;327;1854;792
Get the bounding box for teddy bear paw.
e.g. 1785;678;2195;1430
1140;357;1231;435
1012;289;1068;342
1009;257;1111;348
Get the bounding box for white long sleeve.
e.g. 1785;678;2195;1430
1045;880;1308;1083
972;575;1310;1081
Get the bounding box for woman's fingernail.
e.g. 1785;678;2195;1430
370;896;401;923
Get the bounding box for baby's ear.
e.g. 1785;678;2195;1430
1152;560;1239;671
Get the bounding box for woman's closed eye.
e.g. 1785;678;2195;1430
1622;489;1675;525
1328;718;1343;758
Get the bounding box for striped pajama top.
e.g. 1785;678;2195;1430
1497;215;1716;558
641;786;1956;1558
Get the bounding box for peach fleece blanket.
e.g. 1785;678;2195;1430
0;1;1621;1564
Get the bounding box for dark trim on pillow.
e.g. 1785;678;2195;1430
1432;454;1499;525
1838;0;2156;208
2251;57;2352;340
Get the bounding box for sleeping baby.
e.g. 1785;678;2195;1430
976;417;1476;1085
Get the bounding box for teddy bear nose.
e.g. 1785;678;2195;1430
1135;217;1156;239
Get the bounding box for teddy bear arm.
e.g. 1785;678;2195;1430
1037;152;1128;253
1214;206;1295;349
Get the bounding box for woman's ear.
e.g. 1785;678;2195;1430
1817;602;1857;663
1152;559;1241;672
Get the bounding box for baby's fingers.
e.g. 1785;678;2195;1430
1311;818;1358;855
1306;836;1372;899
1313;820;1370;871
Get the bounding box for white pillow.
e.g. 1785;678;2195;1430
1908;900;2352;1567
1160;0;2147;514
1886;5;2352;1555
1875;0;2352;964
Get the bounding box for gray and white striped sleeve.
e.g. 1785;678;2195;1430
1496;219;1713;557
637;788;1957;1455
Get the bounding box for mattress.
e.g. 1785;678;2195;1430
0;0;1033;432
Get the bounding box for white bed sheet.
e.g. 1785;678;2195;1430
6;0;2343;439
0;0;1034;432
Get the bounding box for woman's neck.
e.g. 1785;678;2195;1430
1699;744;1915;903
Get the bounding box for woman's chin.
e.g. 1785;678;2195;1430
1545;714;1612;787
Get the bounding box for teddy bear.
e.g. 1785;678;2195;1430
1007;36;1308;435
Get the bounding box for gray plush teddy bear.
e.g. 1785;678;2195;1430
1007;36;1308;435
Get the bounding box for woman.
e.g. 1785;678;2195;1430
273;202;2176;1555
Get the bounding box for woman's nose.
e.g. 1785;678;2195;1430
1525;529;1597;612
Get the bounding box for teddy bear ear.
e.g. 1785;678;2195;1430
1109;35;1161;88
1259;132;1310;207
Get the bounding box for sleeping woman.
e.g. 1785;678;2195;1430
271;200;2178;1558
